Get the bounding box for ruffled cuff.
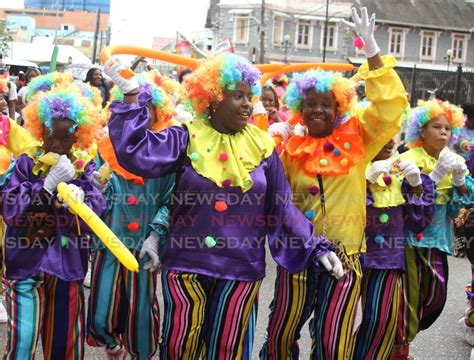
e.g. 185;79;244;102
108;87;152;114
451;175;474;207
402;174;435;206
312;235;336;270
356;55;397;80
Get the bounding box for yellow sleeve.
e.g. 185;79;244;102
357;55;408;162
7;118;39;157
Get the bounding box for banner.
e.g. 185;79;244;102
213;38;234;55
175;31;206;59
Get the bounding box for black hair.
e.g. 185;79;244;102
462;103;474;119
84;67;101;84
178;69;193;83
261;85;280;110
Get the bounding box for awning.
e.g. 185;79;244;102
3;59;39;67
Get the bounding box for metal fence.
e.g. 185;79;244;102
395;65;474;106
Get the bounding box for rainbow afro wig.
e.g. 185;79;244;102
0;73;8;94
27;72;74;101
284;70;356;125
405;99;464;148
183;53;261;119
23;85;104;149
110;70;174;131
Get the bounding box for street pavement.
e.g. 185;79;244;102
0;254;472;359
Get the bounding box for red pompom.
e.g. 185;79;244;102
353;36;365;49
128;221;140;232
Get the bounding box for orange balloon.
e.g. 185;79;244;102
100;45;354;80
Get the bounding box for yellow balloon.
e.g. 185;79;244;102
57;182;139;272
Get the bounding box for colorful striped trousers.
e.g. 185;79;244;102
395;247;448;346
160;269;261;359
351;268;402;360
3;274;84;360
86;248;160;359
260;257;362;360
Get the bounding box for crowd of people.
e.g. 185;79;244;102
0;7;473;359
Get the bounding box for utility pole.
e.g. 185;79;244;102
322;0;329;63
92;8;101;64
259;0;265;64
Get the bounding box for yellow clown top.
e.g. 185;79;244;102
281;56;408;255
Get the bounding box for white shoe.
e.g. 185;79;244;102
0;302;7;324
459;317;474;346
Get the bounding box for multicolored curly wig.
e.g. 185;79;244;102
271;73;289;88
0;74;8;94
284;70;357;125
145;69;182;102
183;54;261;119
23;85;104;149
110;71;174;131
27;72;74;101
405;99;464;148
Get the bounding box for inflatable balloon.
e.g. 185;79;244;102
57;182;139;272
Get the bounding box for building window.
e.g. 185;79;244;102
388;28;406;58
272;16;284;45
296;19;312;48
420;31;435;60
320;22;337;51
233;14;250;44
452;33;468;63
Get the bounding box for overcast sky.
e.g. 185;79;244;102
0;0;210;45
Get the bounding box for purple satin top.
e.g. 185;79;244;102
364;174;434;270
2;155;106;281
108;99;331;281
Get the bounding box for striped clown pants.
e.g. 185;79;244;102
3;274;85;360
160;269;261;359
86;248;160;359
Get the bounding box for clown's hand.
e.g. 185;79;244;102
452;161;468;187
429;148;458;184
43;155;75;194
342;7;380;58
57;184;84;209
317;252;344;279
139;231;160;272
268;122;293;141
366;160;391;184
104;59;138;95
399;160;422;187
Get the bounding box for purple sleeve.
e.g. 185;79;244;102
402;173;435;234
264;151;332;273
108;97;188;178
2;155;45;226
467;152;474;177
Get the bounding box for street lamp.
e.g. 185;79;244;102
446;49;453;71
283;34;291;63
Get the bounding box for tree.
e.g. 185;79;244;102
0;20;11;57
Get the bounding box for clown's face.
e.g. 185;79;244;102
420;115;452;157
42;118;77;155
374;138;396;161
210;82;253;135
301;89;337;138
0;90;7;115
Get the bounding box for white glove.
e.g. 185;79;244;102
317;251;344;280
92;171;108;192
104;59;139;95
43;154;75;194
366;160;391;184
139;231;160;272
452;161;468;187
268;122;293;140
429;148;458;184
57;183;85;209
342;7;380;58
252;101;266;116
398;160;422;187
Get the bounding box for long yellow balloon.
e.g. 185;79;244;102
57;182;139;272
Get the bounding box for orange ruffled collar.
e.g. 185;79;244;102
283;116;365;176
98;135;145;185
